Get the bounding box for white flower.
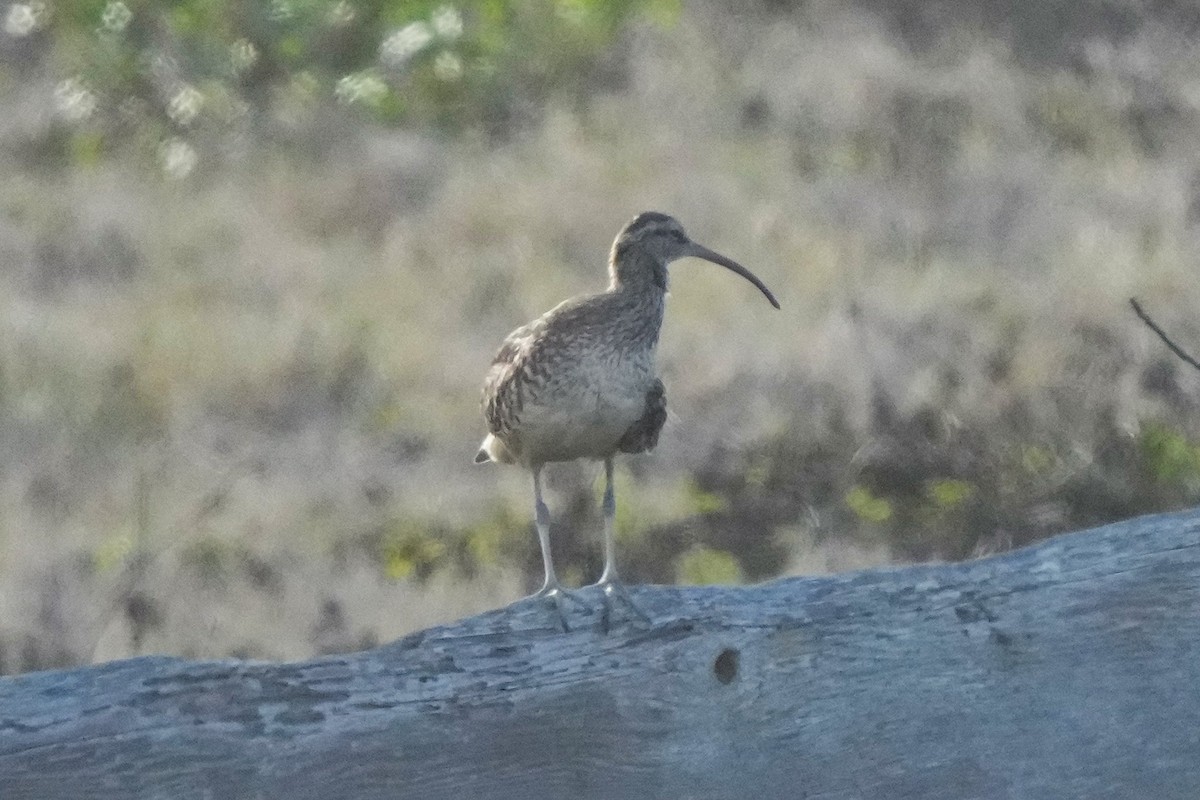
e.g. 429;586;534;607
54;78;97;121
230;39;258;72
4;2;46;37
334;71;388;106
100;1;132;33
167;85;203;125
430;6;462;40
158;138;197;179
380;21;432;67
432;50;462;81
328;1;356;25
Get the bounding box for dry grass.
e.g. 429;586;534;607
3;1;1200;673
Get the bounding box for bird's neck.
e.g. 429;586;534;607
608;248;668;294
606;251;667;347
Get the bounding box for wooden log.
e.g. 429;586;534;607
2;507;1200;799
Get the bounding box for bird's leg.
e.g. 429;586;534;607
530;466;588;631
595;458;651;628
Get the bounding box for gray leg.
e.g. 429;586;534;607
595;458;650;627
530;466;588;630
532;466;559;591
598;457;619;584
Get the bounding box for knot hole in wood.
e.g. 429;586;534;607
713;647;739;684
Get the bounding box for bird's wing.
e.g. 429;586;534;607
482;294;607;438
482;319;542;438
617;378;667;454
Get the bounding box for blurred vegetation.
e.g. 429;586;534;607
10;0;675;172
3;0;1200;674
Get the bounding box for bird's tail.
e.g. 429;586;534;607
473;433;511;464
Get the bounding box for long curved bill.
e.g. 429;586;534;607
686;242;780;309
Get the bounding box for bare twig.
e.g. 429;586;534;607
1130;297;1200;373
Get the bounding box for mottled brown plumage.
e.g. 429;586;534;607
475;212;778;630
617;379;666;454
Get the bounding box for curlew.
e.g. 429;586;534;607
475;212;779;629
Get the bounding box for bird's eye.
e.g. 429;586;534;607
670;231;686;242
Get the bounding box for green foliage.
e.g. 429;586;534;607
18;0;678;171
845;485;892;524
926;479;975;509
459;502;527;574
380;520;446;581
1020;444;1056;476
674;545;742;586
92;530;134;573
1139;421;1200;487
685;479;727;515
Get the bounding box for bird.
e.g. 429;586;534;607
475;211;779;630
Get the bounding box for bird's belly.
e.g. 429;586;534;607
518;369;654;463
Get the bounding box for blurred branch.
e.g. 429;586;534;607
1130;297;1200;372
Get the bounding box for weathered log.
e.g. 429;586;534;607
2;507;1200;799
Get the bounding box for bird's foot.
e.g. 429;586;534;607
532;582;590;632
593;573;652;633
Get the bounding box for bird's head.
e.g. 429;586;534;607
609;211;780;308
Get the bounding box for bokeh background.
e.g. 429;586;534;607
3;0;1200;675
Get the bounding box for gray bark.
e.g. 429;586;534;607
2;507;1200;800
